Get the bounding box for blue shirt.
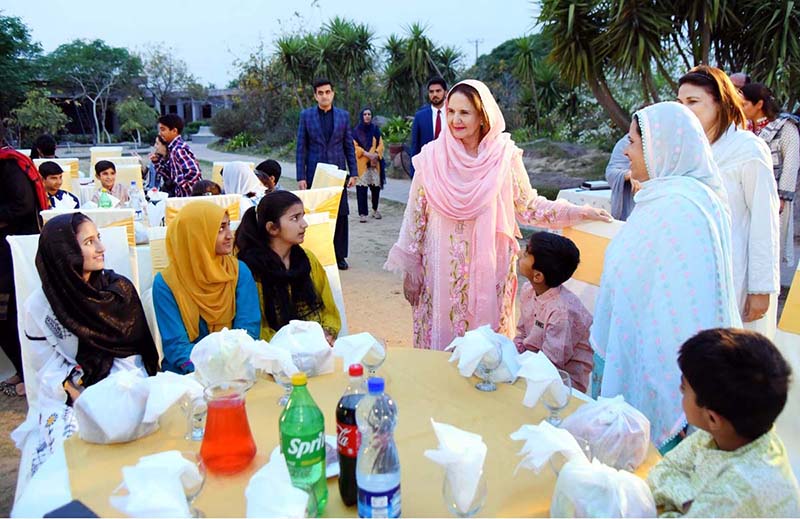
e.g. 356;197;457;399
153;261;261;374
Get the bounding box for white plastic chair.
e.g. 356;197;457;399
301;212;348;335
89;146;123;168
164;194;242;225
97;156;141;167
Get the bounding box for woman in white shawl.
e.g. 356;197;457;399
222;161;266;216
591;102;741;453
678;66;780;338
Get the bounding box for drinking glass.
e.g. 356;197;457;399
273;367;293;406
179;451;207;518
442;470;487;517
362;338;387;377
181;395;207;441
475;343;502;392
542;369;572;426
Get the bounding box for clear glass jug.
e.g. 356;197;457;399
197;380;257;474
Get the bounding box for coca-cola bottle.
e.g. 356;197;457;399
336;363;366;506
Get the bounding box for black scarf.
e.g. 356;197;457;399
236;208;323;332
36;213;159;386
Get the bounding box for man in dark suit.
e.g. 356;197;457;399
409;77;448;177
296;78;358;270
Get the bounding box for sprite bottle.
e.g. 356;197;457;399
279;372;327;515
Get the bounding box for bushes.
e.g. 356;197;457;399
185;119;209;135
211;108;252;139
225;132;256;151
382;116;412;144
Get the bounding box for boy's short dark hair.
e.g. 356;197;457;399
427;77;448;90
255;159;281;183
94;160;116;176
526;232;580;287
158;114;184;133
312;78;333;92
38;161;63;178
678;328;791;440
190;180;222;197
32;134;57;158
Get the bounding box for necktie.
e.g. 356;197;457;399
434;109;441;139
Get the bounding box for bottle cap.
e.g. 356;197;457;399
291;372;308;386
348;364;364;377
367;377;384;394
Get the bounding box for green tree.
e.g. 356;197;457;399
46;39;141;143
10;89;69;144
0;14;42;119
140;44;191;115
116;97;157;146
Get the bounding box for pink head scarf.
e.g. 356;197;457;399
412;79;521;326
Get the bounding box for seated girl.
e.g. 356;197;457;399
236;191;341;343
153;201;260;373
222;161;266;216
15;213;159;491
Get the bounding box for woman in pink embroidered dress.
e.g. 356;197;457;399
386;80;612;350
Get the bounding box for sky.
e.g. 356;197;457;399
4;0;537;87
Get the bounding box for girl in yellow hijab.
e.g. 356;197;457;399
153;201;260;373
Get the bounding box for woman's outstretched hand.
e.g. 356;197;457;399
581;206;613;222
403;273;422;306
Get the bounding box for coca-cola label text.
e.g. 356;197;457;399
337;423;360;458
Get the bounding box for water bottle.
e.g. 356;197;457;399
356;378;400;518
336;364;366;506
279;372;327;516
128;181;146;222
98;188;112;208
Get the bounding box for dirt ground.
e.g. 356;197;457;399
0;190;411;515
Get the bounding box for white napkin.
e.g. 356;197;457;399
333;332;382;372
424;419;487;515
246;451;309;518
510;421;588;474
110;450;203;518
142;371;204;424
517;351;568;407
52;194;78;210
190;328;295;386
445;325;520;383
269;320;334;376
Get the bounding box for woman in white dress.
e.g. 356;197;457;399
12;213;159;499
678;66;780;337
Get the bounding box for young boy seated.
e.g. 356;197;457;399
39;161;79;209
190;180;222;196
515;231;593;393
91;160;129;206
255;159;282;193
647;328;799;517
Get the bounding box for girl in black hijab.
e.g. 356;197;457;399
235;191;341;344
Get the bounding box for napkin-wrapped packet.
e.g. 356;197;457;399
445;324;521;383
269;320;333;376
511;421;655;518
561;395;650;471
246;451;309;518
333;332;384;372
190;328;297;385
74;371;203;444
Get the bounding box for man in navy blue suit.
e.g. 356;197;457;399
296;78;358;270
409;77;447;177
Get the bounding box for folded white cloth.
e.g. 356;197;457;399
517;351;567;407
424;419;487;515
445;325;520;382
333;332;382;372
74;371;204;444
246;451;309;518
109;450;203;518
269;320;334;376
562;395;651;471
551;458;656;517
190;328;296;386
510;421;588;474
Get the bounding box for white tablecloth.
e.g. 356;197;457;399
557;187;612;213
